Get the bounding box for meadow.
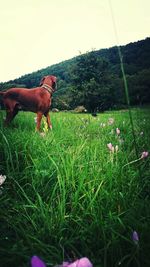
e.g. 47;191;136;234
0;108;150;267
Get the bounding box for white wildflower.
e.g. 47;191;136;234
0;175;6;186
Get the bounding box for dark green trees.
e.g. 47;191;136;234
68;51;122;112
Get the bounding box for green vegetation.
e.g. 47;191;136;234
0;38;150;111
0;108;150;267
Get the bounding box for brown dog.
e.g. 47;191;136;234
0;75;57;131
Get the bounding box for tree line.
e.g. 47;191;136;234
0;37;150;112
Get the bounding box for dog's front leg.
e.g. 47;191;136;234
46;112;52;130
36;112;43;131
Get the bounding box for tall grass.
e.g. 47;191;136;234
0;108;150;267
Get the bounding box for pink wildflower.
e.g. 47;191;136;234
107;143;115;153
141;151;149;159
132;231;139;245
107;143;113;151
31;256;46;267
60;257;93;267
31;256;93;267
116;128;120;135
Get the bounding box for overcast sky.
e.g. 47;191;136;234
0;0;149;82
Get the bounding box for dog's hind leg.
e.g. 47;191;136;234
4;108;18;126
4;110;14;125
3;100;19;126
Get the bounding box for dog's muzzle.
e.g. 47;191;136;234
52;82;57;91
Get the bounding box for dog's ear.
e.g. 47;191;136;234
39;76;45;86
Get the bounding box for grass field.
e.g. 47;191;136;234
0;108;150;267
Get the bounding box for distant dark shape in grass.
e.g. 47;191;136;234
91;112;97;117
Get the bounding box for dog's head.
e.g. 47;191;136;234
40;75;57;91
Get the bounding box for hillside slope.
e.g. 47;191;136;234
0;37;150;110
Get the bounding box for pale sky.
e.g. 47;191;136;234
0;0;149;82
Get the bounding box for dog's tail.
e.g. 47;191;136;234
0;91;5;96
0;91;5;99
0;91;5;108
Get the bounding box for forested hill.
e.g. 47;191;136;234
0;37;150;111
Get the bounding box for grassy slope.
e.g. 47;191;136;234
0;108;150;267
